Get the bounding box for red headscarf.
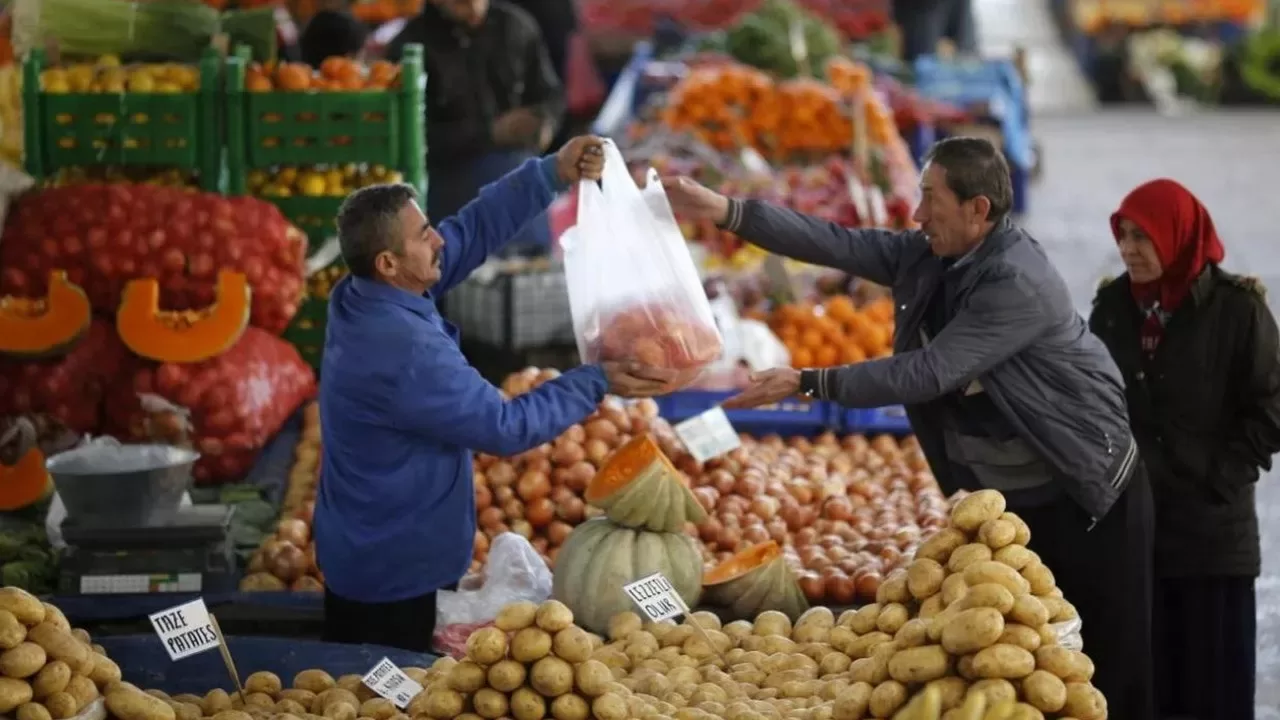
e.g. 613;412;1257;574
1110;178;1225;313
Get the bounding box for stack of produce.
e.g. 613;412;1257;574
765;295;895;367
715;0;842;79
0;587;126;718
240;402;322;592
794;0;892;39
0;184;317;484
580;0;765;34
0;61;20;168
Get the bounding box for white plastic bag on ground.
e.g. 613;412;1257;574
562;140;722;383
436;533;552;626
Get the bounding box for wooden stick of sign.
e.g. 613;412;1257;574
673;597;726;663
208;615;247;703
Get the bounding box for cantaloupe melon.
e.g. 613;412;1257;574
704;541;809;621
584;434;706;533
551;517;703;635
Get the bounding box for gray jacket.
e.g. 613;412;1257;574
723;199;1139;522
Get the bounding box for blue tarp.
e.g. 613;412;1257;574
97;635;434;695
52;591;322;624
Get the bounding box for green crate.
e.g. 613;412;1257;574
224;45;426;195
22;49;222;191
284;297;327;373
267;195;344;251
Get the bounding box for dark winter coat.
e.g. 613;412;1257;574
1090;266;1280;577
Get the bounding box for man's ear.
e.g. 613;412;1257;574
374;250;396;278
970;195;993;223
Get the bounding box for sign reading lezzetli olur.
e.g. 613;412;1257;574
622;572;685;623
149;598;220;661
363;657;424;709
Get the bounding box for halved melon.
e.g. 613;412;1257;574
704;541;809;621
0;449;53;511
0;271;91;358
116;270;251;363
585;434;707;533
551;517;703;634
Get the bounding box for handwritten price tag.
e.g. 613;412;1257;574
363;657;423;709
674;407;741;463
149;598;219;661
622;573;685;622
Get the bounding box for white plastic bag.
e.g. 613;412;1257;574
436;533;553;626
563;140;723;378
1050;616;1084;651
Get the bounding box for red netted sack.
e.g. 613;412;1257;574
0;185;307;334
590;301;722;370
0;319;130;433
106;328;317;484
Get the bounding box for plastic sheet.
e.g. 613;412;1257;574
436;533;552;627
1051;616;1084;651
96;635;434;695
46;438;197;475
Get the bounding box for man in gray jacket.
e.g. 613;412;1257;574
664;137;1154;720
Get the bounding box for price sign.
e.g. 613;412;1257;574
674;407;741;464
363;657;424;709
623;573;686;623
149;598;220;661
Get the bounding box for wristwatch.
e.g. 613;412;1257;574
798;369;822;399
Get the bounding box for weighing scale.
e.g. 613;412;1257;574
47;443;240;596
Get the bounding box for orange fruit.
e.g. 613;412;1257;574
839;343;867;364
276;64;312;91
791;347;814;368
814;346;838;367
800;328;824;350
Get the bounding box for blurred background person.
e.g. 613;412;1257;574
299;0;369;68
386;0;564;223
894;0;977;62
1091;178;1280;720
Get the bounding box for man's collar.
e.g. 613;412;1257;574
350;275;437;318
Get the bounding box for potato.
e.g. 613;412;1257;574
88;655;122;686
32;661;70;699
421;689;464;720
906;558;946;600
46;692;79;719
997;624;1041;652
357;699;396;720
848;632;892;659
888;645;951;684
917;528;967;564
244;671;282;696
950;490;1006;531
992;545;1035;571
940;574;968;607
531;656;575;697
1062;682;1106;720
1034;646;1093;682
924;676;968;711
1001;512;1032;545
468;687;506;718
942;608;1005;655
868;680;907;718
977;519;1017;550
276;700;308;716
510;627;553;663
967;678;1017;706
0;611;26;651
335;676;363;695
876;570;911;605
106;686;176;720
1008;595;1050;628
588;692;625;720
918;596;944;620
1020;562;1056;596
1021;670;1066;713
848;604;881;635
210;712;252;720
66;674;98;708
294;670;336;694
535;600;574;633
447;661;486;693
947;544;993;574
316;688;358;716
24;624;87;671
279;690;318;706
876;604;909;635
972;644;1035;679
0;676;33;714
486;659;526;693
962;562;1031;596
17;702;52;720
0;590;44;627
547;692;589;720
894;619;929;649
1041;596;1078;623
493;601;538;633
204;688;233;714
957;584;1015;615
0;643;45;679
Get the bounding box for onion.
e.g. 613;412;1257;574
277;518;310;546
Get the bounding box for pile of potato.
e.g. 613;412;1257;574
0;587;124;720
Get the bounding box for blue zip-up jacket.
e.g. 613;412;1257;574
314;157;608;603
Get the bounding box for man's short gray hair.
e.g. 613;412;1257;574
923;137;1014;222
336;183;419;278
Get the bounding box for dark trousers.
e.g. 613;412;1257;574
1016;465;1156;720
323;587;439;653
1154;576;1256;720
893;0;977;62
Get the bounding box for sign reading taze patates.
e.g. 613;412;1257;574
363;657;423;709
149;598;219;661
622;572;685;623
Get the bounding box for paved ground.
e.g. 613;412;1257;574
1021;110;1280;717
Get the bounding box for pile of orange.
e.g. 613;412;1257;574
769;295;894;368
244;57;400;93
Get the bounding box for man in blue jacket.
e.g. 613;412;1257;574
315;136;679;651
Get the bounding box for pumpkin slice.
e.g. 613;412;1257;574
585;434;707;533
0;449;54;511
0;271;91;358
116;270;251;364
551;517;704;634
704;541;809;621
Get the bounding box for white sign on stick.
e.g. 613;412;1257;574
363;657;424;709
149;598;220;661
674;407;742;463
623;572;686;623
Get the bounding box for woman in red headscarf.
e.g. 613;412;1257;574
1090;178;1280;720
